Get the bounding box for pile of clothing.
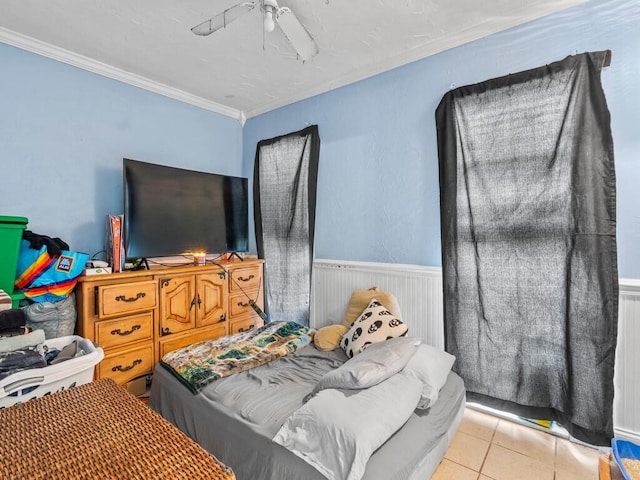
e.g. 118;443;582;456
0;294;86;381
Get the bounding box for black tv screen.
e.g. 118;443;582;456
123;158;248;260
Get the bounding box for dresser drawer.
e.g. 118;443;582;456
98;281;157;317
98;344;153;385
229;265;262;292
158;323;228;359
228;291;259;319
230;317;263;335
96;312;153;350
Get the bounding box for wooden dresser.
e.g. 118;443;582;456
75;259;264;385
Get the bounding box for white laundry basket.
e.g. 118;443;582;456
0;335;104;408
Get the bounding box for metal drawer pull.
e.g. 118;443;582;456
111;325;141;336
238;275;254;282
115;292;146;303
112;359;142;372
218;314;226;323
237;301;250;307
238;325;255;333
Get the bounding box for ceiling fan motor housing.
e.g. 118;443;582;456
192;0;318;61
263;0;278;32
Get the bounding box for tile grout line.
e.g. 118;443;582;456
553;433;559;480
476;418;500;478
442;409;600;480
473;415;559;480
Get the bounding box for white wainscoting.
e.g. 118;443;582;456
311;259;444;349
310;259;640;443
615;279;640;442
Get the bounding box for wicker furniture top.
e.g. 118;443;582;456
0;378;235;480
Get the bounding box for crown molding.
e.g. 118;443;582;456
2;0;584;123
0;27;244;122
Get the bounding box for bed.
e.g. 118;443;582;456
149;322;465;480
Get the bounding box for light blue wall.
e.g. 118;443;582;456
242;0;640;278
0;42;242;258
2;0;638;277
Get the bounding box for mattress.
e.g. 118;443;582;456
150;344;466;480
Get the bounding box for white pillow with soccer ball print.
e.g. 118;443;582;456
340;298;408;358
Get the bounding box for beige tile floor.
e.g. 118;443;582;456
432;407;602;480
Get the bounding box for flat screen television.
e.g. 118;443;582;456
123;158;248;260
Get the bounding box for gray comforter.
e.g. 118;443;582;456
149;345;465;480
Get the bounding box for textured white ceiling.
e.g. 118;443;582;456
0;0;585;121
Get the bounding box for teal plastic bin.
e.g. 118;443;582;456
0;215;28;296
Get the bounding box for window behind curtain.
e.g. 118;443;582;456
436;52;617;446
253;125;320;326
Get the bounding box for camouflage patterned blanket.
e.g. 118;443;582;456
160;321;314;394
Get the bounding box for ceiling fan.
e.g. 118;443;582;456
191;0;319;61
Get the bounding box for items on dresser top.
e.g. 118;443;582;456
0;378;236;480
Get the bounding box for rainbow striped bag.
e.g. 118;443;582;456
14;240;88;303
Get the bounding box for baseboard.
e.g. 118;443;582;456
614;427;640;444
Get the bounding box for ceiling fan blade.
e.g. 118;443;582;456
191;2;256;36
275;7;319;61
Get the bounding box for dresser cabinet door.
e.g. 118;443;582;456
196;272;228;328
158;275;196;336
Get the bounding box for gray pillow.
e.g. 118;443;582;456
274;371;423;480
306;336;420;401
403;343;456;409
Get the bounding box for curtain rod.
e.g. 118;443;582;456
574;50;611;68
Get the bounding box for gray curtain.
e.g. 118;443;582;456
436;52;617;445
253;125;320;326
